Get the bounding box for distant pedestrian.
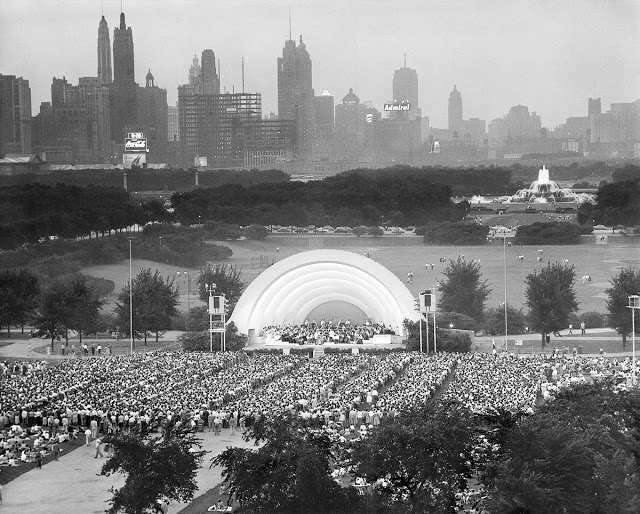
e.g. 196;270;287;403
580;321;586;335
568;324;573;335
52;441;60;461
94;438;104;458
36;451;42;469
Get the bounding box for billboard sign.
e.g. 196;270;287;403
128;132;144;140
195;156;208;168
125;138;148;152
123;153;147;168
383;103;410;111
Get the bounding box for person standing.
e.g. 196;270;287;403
35;451;42;469
52;441;60;461
580;321;586;335
94;438;104;458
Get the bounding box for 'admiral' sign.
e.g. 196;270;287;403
125;138;148;152
384;103;410;111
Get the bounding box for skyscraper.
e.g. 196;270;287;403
392;59;419;120
278;35;314;161
188;54;201;87
0;75;32;156
201;49;219;95
110;10;137;141
137;70;168;145
313;91;334;161
448;85;463;131
97;15;112;85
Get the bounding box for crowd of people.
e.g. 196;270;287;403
0;347;636;484
262;320;395;345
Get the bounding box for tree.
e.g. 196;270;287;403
422;221;489;245
66;274;104;343
198;264;245;316
482;305;527;336
525;262;578;348
351;401;474;512
437;257;492;321
367;226;383;237
114;268;179;347
0;268;39;335
35;279;75;348
513;221;582;245
101;417;206;514
244;224;268;240
352;226;367;237
605;267;640;349
212;414;358;513
483;383;640;514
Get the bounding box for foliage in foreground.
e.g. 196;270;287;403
212;415;359;513
482;382;640;514
101;419;206;514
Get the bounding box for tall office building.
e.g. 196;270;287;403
188;55;201;87
392;59;419;120
278;35;314;161
137;70;168;144
168;105;179;142
334;88;363;161
201;49;220;95
97;15;112;85
448;85;463;131
313;91;334;161
33;76;111;163
0;75;32;156
588;98;601;117
110;10;137;141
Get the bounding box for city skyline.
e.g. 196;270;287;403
1;0;638;128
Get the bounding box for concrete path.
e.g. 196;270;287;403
0;427;256;514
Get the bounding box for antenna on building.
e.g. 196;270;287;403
242;57;245;93
101;0;104;16
289;4;292;41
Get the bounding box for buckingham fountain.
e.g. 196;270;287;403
503;165;596;205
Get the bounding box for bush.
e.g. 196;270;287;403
513;221;582;245
422;221;489;245
568;311;609;329
244;224;268;240
435;311;478;331
437;329;472;353
178;331;210;351
483;306;527;336
368;226;384;237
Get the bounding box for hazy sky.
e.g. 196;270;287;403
1;0;638;128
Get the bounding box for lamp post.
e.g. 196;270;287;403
205;283;216;352
503;233;508;350
129;237;134;354
177;272;191;325
628;295;639;386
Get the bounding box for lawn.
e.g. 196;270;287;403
81;234;640;319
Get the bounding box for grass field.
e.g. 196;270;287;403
82;234;640;319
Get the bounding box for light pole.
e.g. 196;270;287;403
129;237;134;354
503;233;508;350
628;295;639;386
205;283;216;352
177;272;191;326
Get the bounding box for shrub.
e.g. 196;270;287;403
244;224;268;240
513;221;582;245
437;329;472;353
178;331;209;351
568;311;609;329
422;221;489;245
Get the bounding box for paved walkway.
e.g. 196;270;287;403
0;427;256;514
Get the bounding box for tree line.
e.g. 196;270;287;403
434;257;640;348
172;169;469;227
